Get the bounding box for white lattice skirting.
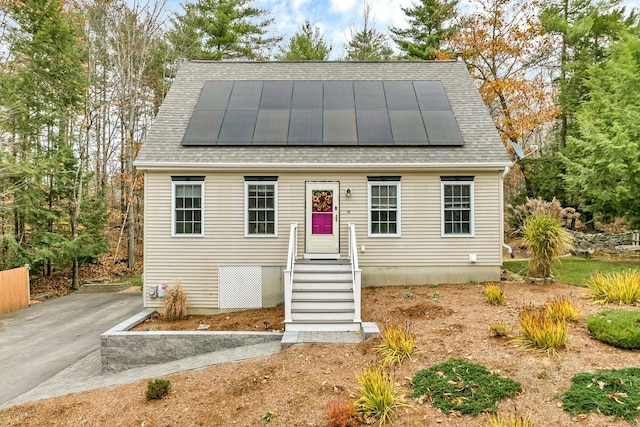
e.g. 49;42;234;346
218;266;262;309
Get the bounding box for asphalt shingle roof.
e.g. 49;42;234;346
135;61;511;170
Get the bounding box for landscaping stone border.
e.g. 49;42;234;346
101;310;283;373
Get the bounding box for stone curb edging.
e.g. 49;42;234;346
101;310;283;373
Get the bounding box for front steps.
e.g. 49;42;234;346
286;259;361;332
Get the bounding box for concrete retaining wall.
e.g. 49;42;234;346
101;310;283;373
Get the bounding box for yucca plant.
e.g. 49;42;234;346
375;322;417;367
477;413;535;427
484;283;505;305
545;297;579;322
521;213;573;278
513;307;568;355
586;270;640;305
354;366;409;425
163;280;190;321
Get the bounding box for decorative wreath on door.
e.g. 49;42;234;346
312;191;333;212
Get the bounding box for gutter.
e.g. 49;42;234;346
134;161;512;172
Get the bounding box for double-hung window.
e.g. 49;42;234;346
172;176;204;236
245;177;278;236
442;176;474;236
368;177;401;237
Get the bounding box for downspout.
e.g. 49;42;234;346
501;166;514;259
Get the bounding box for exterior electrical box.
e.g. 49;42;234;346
157;284;168;298
148;285;158;298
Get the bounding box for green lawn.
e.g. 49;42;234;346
113;274;142;287
503;257;640;286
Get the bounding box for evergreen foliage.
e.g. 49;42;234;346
170;0;281;60
275;20;331;61
562;368;640;422
390;0;459;59
564;30;640;227
344;2;394;60
411;358;521;416
586;309;640;350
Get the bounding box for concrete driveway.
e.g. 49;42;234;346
0;293;142;406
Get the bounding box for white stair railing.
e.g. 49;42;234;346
283;222;298;324
348;223;362;323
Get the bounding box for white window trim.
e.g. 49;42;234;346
441;180;474;237
244;181;278;237
367;181;401;238
171;180;205;237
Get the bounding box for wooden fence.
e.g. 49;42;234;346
0;266;30;315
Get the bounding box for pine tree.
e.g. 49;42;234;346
344;2;394;60
275;20;332;61
390;0;459;60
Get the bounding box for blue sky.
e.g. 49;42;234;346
170;0;640;59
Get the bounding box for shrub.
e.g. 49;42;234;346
477;414;535;427
326;399;360;427
489;322;510;337
145;378;171;400
484;284;505;305
163;280;189;321
586;309;640;349
522;213;573;278
586;270;640;305
375;322;416;367
411;358;521;416
354;366;409;425
545;297;579;323
562;368;640;422
513;307;568;355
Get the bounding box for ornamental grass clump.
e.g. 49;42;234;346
411;358;521;416
545;296;579;323
489;322;510;338
586;309;640;349
375;321;417;367
484;283;505;305
522;213;573;278
513;306;568;355
477;414;536;427
562;368;640;423
354;366;409;425
163;280;189;321
586;269;640;305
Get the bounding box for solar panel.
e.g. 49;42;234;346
228;81;263;109
292;81;323;110
260;81;293;109
356;111;393;145
422;111;464;145
324;81;355;110
288;110;323;144
182;79;465;147
323;110;357;145
218;110;258;144
389;111;428;145
195;81;233;110
384;81;419;111
182;110;224;145
413;81;452;111
253;110;290;145
354;81;387;111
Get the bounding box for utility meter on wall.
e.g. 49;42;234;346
148;285;157;298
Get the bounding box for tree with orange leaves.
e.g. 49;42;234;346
452;0;560;154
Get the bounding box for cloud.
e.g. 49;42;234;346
329;0;358;13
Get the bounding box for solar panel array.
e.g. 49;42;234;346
182;80;464;146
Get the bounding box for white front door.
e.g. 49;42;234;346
305;182;340;257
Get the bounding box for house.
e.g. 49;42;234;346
134;60;512;332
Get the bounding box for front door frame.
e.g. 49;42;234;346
304;181;340;258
